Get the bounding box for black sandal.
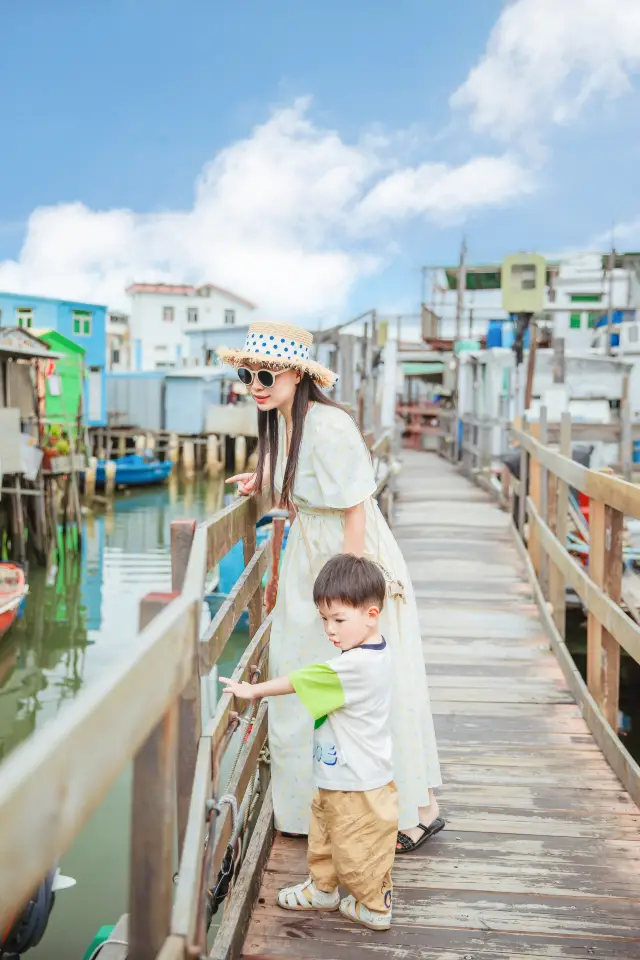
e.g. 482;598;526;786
396;816;445;854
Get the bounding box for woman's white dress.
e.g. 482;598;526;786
268;402;442;833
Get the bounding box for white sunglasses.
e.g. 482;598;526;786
237;367;288;388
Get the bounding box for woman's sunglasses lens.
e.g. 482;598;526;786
238;368;253;385
257;370;275;388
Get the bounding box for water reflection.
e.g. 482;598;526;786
0;477;241;960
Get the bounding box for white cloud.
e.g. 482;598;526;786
0;99;533;320
452;0;640;140
356;155;534;225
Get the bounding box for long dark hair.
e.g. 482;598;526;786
255;373;345;507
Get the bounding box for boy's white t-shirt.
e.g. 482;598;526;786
289;638;393;792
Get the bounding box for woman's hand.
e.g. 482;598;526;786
226;472;257;496
219;677;256;700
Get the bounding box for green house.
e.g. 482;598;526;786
33;329;86;436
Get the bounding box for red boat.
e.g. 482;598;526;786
0;563;28;642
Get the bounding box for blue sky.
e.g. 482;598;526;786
1;0;639;323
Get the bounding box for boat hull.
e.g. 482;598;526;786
94;456;173;488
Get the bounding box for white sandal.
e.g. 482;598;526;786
339;894;391;931
277;877;340;912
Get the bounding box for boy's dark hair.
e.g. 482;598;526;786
313;554;386;610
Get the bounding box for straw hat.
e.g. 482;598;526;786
217;321;336;388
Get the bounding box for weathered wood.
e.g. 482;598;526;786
602;505;623;729
552;412;571;637
527;497;640;665
518;442;528;536
171;737;211;943
205;492;269;571
0;593;196;931
242;496;263;639
209;703;269;887
514;426;640;518
171;519;197;592
210;786;274;960
129;596;180;960
240;451;640;960
587;497;605;701
200;538;270;672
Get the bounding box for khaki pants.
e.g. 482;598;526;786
308;782;398;913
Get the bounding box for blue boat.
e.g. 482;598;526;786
95;454;173;488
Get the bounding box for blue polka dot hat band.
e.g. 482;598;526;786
217;321;337;388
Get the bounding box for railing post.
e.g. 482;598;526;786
602;506;623;729
550;412;571;637
528;421;542;575
587;500;605;704
129;595;180;960
518;438;528;540
243;496;264;638
538;407;548;597
171;519;203;854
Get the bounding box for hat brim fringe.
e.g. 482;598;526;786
217;347;337;389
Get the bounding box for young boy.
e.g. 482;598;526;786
220;553;397;932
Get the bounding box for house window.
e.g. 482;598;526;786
163;306;174;323
570;294;602;303
187;307;198;324
73;309;92;336
510;263;536;291
112;348;120;365
570;313;582;329
224;309;236;325
587;312;598;328
16;307;33;329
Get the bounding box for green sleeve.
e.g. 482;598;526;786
289;663;345;721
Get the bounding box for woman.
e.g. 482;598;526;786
220;321;443;852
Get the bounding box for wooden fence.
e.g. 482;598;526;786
0;429;394;960
500;411;640;808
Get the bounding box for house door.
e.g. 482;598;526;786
88;368;102;423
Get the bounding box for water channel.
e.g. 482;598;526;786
0;475;247;959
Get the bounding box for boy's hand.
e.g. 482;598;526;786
219;677;256;700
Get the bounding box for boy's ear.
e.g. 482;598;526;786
368;605;380;619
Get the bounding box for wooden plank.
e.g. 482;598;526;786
128;596;180;960
587;497;605;701
171;738;210;944
208;703;269;887
200;538;269;671
171;519;197;592
206;492;270;570
514;426;640;519
0;592;197;932
511;521;640;813
243;496;263;639
602;505;623;729
211;786;275;960
527;497;640;665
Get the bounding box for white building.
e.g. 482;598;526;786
550;252;640;350
107;310;131;371
125;283;256;371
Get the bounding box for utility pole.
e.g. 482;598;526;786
606;230;616;355
455;236;466;341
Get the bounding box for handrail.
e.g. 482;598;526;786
500;410;640;809
0;427;398;960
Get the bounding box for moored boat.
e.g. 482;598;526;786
0;563;28;643
94;454;173;488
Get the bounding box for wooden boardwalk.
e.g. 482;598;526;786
242;451;640;960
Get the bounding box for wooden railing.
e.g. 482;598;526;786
500;411;640;807
0;428;395;960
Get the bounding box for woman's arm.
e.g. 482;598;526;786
342;501;366;557
219;675;294;701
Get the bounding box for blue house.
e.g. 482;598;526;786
0;290;107;425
